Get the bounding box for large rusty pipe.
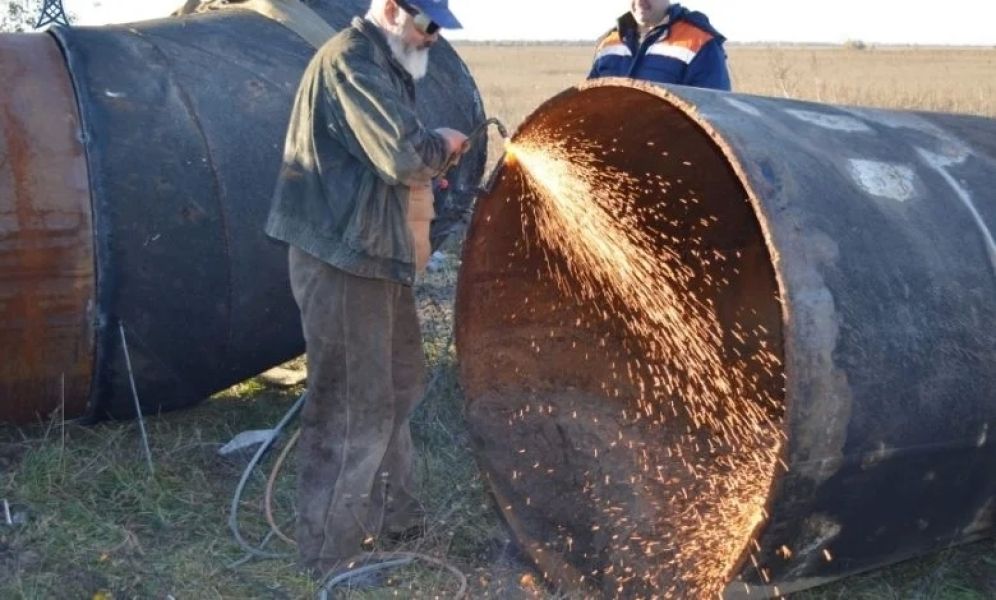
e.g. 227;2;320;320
455;80;996;597
0;34;95;424
0;1;487;423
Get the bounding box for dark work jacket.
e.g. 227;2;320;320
588;4;732;91
265;17;450;285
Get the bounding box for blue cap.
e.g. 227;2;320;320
406;0;462;29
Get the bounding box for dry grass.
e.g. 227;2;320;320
2;44;995;599
730;46;996;115
457;44;996;166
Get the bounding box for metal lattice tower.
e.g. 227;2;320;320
35;0;70;29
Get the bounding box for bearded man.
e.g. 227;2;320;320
589;0;732;90
264;0;467;575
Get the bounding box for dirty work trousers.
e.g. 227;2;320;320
288;246;426;574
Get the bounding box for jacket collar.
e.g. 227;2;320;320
352;16;415;87
615;4;726;46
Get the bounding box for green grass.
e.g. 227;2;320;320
2;253;994;598
0;349;516;598
795;543;996;600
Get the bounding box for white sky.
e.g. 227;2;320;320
70;1;996;45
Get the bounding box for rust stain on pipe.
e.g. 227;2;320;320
0;34;94;423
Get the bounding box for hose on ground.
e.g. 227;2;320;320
264;426;300;546
318;551;467;600
227;392;306;559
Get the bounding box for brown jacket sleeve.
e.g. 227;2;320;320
323;45;449;187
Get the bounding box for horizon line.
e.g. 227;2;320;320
449;39;996;48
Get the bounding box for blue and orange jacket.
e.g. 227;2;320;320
588;4;731;91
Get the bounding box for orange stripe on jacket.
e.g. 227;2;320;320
658;21;715;55
597;30;624;50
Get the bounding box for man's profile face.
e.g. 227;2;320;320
392;1;439;51
401;16;438;51
631;0;671;28
384;1;437;80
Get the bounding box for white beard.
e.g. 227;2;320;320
385;33;430;81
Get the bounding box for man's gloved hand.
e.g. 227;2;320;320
435;127;469;159
434;128;470;185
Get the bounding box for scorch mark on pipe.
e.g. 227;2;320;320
786;109;872;133
847;160;916;203
917;148;996;278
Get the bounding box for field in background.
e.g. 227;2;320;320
2;45;995;599
728;46;995;114
458;44;996;153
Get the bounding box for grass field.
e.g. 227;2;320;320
461;43;996;127
3;45;996;599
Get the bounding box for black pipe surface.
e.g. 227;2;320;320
455;80;996;597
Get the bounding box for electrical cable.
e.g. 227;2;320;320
228;392;306;559
264;427;300;546
317;552;467;600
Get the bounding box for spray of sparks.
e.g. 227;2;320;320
499;134;786;597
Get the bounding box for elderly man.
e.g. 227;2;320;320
589;0;732;91
264;0;467;575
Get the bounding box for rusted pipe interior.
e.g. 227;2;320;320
0;34;94;423
456;85;785;595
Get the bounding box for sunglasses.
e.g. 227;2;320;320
395;0;440;35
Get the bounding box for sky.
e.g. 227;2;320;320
68;0;996;46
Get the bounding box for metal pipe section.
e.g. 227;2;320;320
0;1;487;423
0;34;95;423
455;80;996;597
